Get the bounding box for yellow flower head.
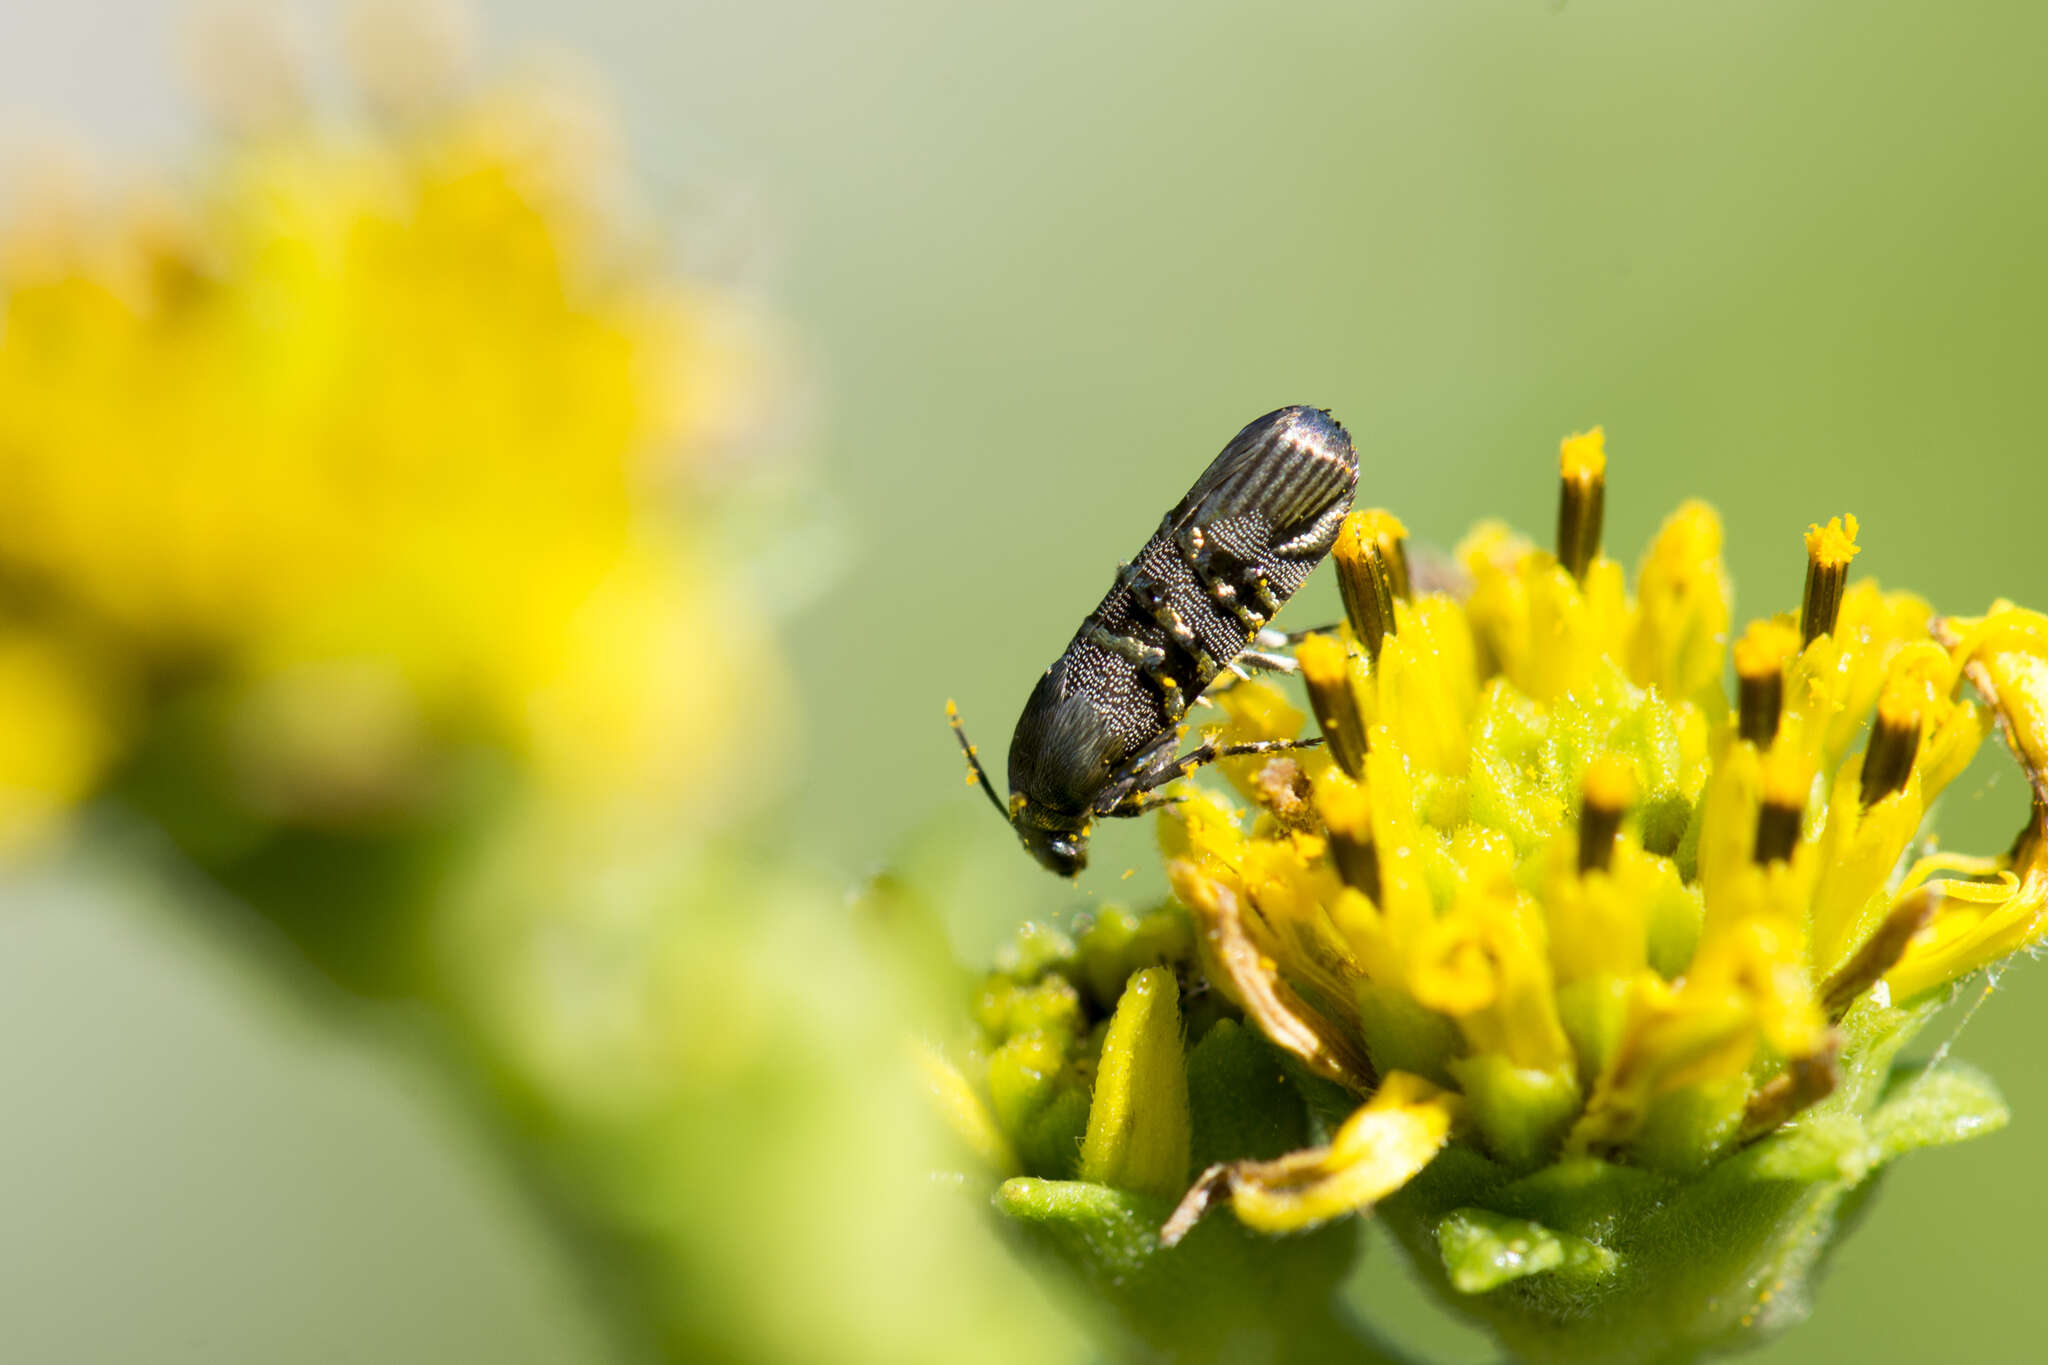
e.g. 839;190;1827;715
1159;431;2048;1227
0;11;788;845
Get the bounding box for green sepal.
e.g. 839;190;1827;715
976;972;1085;1041
1075;906;1195;1015
1447;1054;1580;1170
1382;1029;2010;1365
1629;1075;1748;1173
918;1043;1020;1176
1185;1018;1311;1170
1079;967;1190;1201
1636;789;1694;863
1356;981;1462;1088
988;1031;1090;1179
1640;863;1703;978
1437;1206;1619;1294
995;1179;1404;1365
1557;977;1631;1083
998;921;1079;983
991;1021;1427;1362
1868;1059;2008;1162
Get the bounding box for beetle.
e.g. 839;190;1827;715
949;405;1359;876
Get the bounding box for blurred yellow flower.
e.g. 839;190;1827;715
0;14;788;846
0;627;119;856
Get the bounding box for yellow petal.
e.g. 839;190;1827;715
1626;500;1730;709
1161;1072;1460;1244
1885;809;2048;1001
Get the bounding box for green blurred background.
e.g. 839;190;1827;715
4;1;2046;1361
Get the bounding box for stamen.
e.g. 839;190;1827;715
1820;886;1939;1021
1754;751;1808;865
1859;674;1924;808
1354;509;1412;602
1799;514;1859;645
1733;620;1799;747
2013;801;2047;871
1578;754;1635;875
1316;770;1381;901
1740;1045;1841;1140
1555;427;1606;582
1333;510;1400;661
1165;861;1376;1092
1297;633;1368;779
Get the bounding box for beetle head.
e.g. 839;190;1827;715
1013;799;1090;878
950;697;1091;877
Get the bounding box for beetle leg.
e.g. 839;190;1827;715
1237;649;1300;675
1267;624;1334;646
1247;574;1282;620
1159;736;1324;787
1101;735;1327;815
1177;524;1269;637
1082;618;1166;670
1114;562;1218;722
1100;790;1187;819
1092;729;1183;816
1117;562;1218;669
1084;618;1190;719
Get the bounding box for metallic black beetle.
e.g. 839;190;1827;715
950;405;1359;875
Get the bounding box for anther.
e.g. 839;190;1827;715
1734;620;1800;747
1354;509;1412;602
1799;515;1859;646
2012;801;2046;871
1740;1046;1840;1140
1555;427;1606;583
1333;510;1400;662
1316;770;1381;902
1578;754;1635;875
1859;673;1924;808
1753;750;1809;865
1296;633;1368;779
1819;886;1939;1021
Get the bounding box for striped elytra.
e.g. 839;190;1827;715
960;405;1358;877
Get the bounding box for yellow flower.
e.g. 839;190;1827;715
0;15;787;845
1162;428;2048;1231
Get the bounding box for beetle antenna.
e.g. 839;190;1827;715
946;699;1011;823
